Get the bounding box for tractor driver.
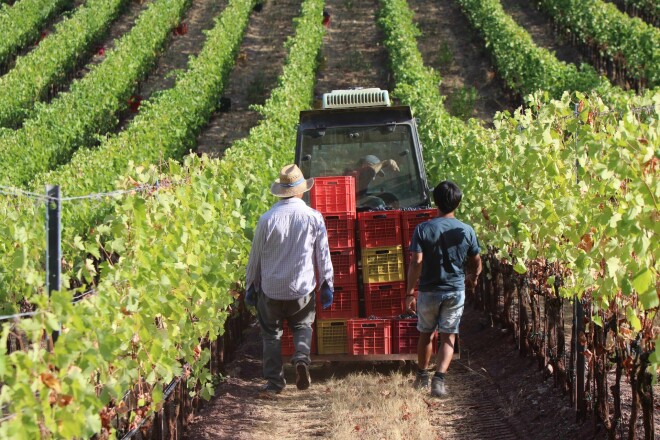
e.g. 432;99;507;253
352;155;400;209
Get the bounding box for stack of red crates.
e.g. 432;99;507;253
358;210;405;320
310;177;359;320
401;208;436;268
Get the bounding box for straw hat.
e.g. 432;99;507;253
270;164;314;197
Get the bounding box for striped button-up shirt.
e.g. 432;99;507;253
246;197;334;300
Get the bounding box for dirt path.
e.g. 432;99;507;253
195;0;300;157
184;306;592;439
451;307;590;439
3;0;86;73
314;0;391;95
183;323;330;439
115;0;229;131
409;0;515;125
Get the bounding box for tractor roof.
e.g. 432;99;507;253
298;105;414;131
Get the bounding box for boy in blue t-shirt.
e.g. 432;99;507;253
405;181;482;398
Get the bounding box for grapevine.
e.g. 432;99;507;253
0;0;325;436
0;0;72;69
0;0;192;186
0;0;128;129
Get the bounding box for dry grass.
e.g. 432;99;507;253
323;371;437;440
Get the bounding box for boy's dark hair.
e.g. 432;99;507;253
433;181;462;214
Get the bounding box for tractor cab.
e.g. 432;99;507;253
295;89;430;210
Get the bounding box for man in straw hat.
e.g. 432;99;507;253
245;164;334;394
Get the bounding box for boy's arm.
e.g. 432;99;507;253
405;252;423;312
406;223;424;312
406;252;423;296
465;254;482;291
465;225;482;291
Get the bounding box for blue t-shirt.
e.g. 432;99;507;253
409;217;480;292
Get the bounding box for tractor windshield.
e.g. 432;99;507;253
299;124;426;209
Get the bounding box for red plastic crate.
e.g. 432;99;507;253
282;321;317;356
391;318;438;354
310;176;356;214
401;208;436;249
364;282;405;317
329;248;357;285
358;210;402;248
323;213;356;249
316;283;359;319
347;319;391;355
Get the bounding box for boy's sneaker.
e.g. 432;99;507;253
431;375;448;397
413;370;430;390
295;362;311;390
259;382;283;394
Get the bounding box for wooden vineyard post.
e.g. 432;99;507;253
639;352;655;440
46;185;61;345
574;296;586;422
518;275;530;357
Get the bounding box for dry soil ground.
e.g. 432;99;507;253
184;305;594;440
195;0;301;156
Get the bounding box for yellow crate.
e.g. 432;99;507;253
361;245;405;283
317;319;348;354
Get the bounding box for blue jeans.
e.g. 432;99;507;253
416;290;465;334
256;290;316;390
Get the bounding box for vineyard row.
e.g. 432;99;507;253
534;0;660;88
0;0;192;186
378;0;658;437
0;0;71;70
455;0;608;99
0;0;128;129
